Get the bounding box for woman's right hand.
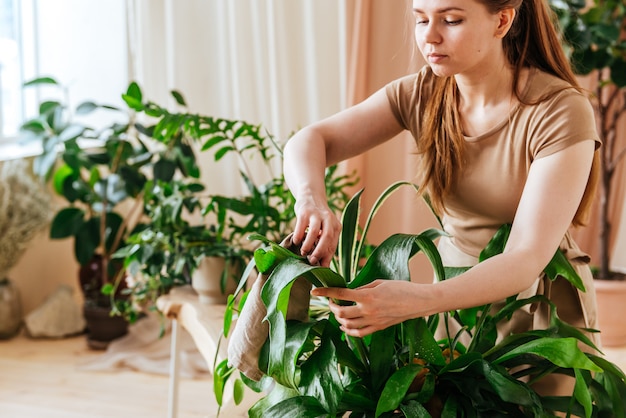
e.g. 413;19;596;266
292;197;342;267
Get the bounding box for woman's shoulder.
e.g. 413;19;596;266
385;65;436;107
386;65;433;96
523;67;586;102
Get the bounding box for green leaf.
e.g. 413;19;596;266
233;378;245;405
75;101;99;115
59;124;86;143
610;58;626;87
339;189;363;281
213;359;231;406
258;396;328;418
573;368;593;418
39;100;62;115
414;318;446;366
299;326;343;414
122;94;143;111
479;223;510;262
399;400;432;418
101;283;114;295
375;364;423;418
494;337;602;372
23;76;59;87
125;81;142;102
543;249;585;291
369;326;396;391
153;159;177;181
52;164;76;195
74;217;101;265
477;360;541;410
171;90;186;106
353;181;419;279
350;230;446;289
49;207;85;238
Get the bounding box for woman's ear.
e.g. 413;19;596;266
495;8;516;39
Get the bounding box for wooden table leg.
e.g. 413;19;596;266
167;318;181;418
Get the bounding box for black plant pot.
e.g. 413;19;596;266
83;304;128;350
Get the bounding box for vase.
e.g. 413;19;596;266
594;277;626;347
191;257;238;304
83;304;129;350
0;278;23;339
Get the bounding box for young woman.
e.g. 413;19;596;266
283;0;600;395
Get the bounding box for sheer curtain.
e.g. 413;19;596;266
126;0;345;196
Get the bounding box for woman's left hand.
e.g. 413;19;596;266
311;280;428;337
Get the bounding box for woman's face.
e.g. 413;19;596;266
412;0;506;77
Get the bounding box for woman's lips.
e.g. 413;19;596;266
427;54;447;64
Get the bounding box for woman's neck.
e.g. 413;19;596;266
454;59;516;109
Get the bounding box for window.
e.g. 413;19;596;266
0;0;35;142
0;0;129;158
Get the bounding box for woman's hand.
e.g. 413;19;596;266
292;197;342;267
311;280;429;337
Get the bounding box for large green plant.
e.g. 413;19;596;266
550;0;626;280
20;78;200;307
217;182;626;417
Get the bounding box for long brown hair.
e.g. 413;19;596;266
417;0;599;226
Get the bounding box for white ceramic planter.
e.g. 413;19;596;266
191;257;237;305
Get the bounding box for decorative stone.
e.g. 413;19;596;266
24;285;86;338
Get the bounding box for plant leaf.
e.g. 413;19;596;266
494;337;602;372
375;363;423;418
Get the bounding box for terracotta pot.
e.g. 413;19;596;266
594;278;626;347
191;257;238;305
83;305;129;350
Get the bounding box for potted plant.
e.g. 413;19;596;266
550;0;626;345
215;182;626;417
110;88;358;321
19;78;201;348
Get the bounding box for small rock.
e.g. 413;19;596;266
24;285;86;338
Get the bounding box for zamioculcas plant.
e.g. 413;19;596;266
216;181;626;417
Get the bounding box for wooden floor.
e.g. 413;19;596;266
0;332;244;418
1;332;626;418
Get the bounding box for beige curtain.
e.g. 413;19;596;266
343;0;437;283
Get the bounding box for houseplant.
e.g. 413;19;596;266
20;78;201;347
550;0;626;345
216;182;626;417
111;88;358;321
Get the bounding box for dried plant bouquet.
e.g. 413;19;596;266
0;159;52;278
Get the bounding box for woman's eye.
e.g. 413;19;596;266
416;19;428;25
444;19;462;25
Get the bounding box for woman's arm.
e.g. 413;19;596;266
312;139;596;337
283;88;404;266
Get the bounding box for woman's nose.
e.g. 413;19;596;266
420;22;442;44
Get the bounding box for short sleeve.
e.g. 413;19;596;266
530;89;601;160
384;66;432;138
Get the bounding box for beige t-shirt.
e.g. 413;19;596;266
386;65;600;257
